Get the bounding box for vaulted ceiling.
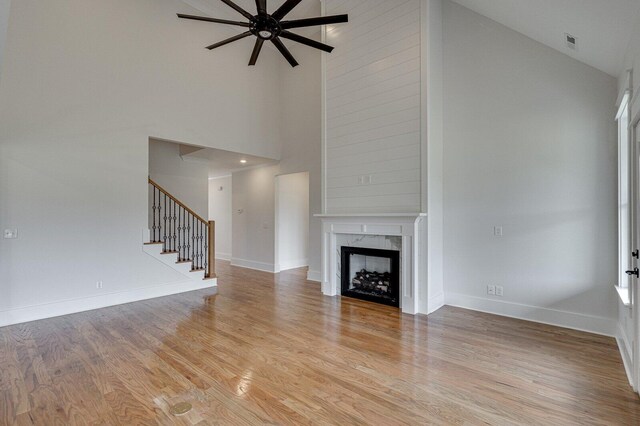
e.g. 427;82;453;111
182;0;320;33
451;0;640;77
201;0;319;20
3;0;637;80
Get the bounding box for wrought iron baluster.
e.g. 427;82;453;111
183;209;187;262
163;193;167;251
199;221;203;270
171;200;176;252
202;221;205;270
202;222;205;270
198;221;201;270
178;207;182;260
172;200;177;253
191;215;195;270
167;199;173;251
179;207;187;260
157;187;161;243
152;184;157;242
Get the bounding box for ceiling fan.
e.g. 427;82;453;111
177;0;348;67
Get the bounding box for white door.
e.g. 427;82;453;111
617;88;636;391
633;120;640;391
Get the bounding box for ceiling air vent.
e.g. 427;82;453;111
565;33;577;50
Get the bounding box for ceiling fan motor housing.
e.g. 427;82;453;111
251;15;281;40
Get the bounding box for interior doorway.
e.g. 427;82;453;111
275;172;310;272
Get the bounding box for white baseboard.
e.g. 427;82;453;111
307;270;321;282
445;292;616;337
278;258;309;272
426;292;445;315
617;322;634;389
231;257;276;273
216;252;231;261
0;279;217;328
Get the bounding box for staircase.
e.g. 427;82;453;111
143;178;217;283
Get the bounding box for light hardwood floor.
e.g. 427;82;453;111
1;262;639;425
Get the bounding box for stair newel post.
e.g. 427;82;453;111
207;220;216;279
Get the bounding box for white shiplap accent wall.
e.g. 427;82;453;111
324;0;423;214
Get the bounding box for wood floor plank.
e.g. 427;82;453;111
0;261;638;425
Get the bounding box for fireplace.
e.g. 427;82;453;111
341;246;400;307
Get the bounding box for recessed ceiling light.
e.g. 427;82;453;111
240;159;247;164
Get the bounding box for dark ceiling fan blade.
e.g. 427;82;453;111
255;0;267;15
281;14;349;29
271;0;302;21
272;37;299;67
219;0;254;20
249;38;264;65
207;31;252;50
177;13;250;27
280;30;334;53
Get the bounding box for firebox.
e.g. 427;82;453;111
340;246;400;308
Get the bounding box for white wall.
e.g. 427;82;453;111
231;165;280;272
149;139;209;219
0;0;285;320
279;38;323;281
0;0;9;79
425;0;445;313
324;0;423;214
276;173;310;271
442;2;618;335
208;176;232;261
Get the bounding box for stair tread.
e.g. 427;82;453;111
144;242;163;245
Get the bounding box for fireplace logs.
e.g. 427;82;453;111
352;269;391;294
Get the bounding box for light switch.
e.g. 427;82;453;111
494;226;503;237
3;229;18;239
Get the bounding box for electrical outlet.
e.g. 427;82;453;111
487;285;496;296
496;286;504;297
96;281;103;289
494;226;503;237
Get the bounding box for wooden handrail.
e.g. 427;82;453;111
148;178;207;224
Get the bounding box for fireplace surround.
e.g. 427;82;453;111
316;213;429;315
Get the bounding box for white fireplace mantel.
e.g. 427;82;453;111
315;213;427;315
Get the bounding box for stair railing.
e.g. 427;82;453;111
149;178;215;279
